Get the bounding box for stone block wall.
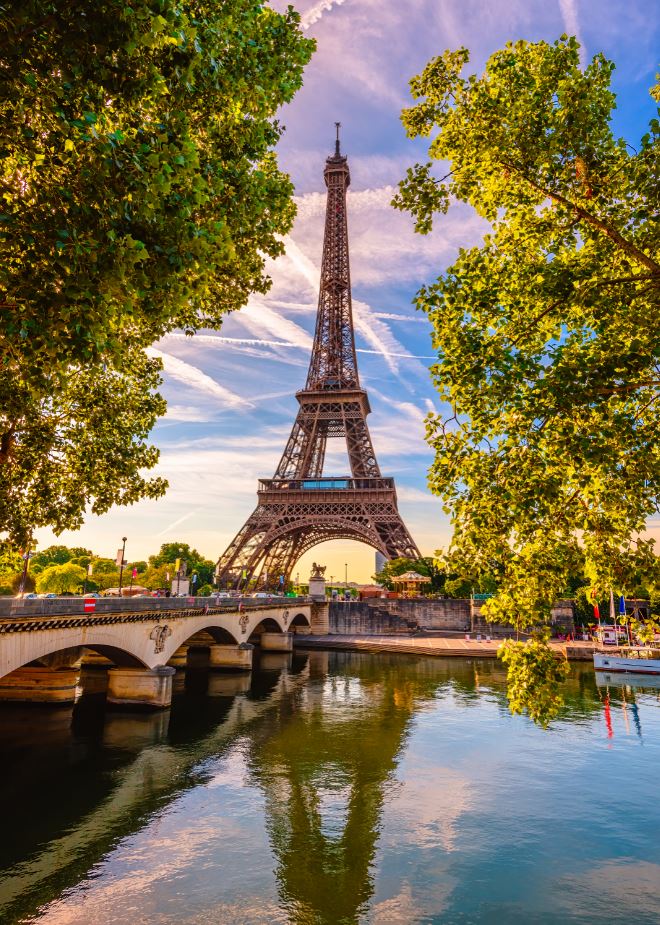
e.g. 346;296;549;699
329;597;575;636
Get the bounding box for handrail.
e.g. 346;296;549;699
0;595;310;621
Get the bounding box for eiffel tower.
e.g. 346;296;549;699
215;126;419;589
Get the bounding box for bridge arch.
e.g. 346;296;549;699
290;612;311;630
0;633;151;680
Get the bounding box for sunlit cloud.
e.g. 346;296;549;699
147;348;252;409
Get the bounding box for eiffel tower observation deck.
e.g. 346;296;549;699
215;126;420;590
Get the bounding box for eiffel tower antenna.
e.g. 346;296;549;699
215;132;420;590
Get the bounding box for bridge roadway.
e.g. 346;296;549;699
0;596;329;707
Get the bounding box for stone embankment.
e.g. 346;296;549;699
328;598;575;637
295;633;596;662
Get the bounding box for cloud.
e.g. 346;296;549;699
300;0;347;31
558;0;587;67
147;348;252;409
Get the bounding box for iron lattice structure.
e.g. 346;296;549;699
215;128;420;589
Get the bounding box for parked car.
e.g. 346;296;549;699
15;592;38;599
251;592;271;599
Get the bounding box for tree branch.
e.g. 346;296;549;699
503;162;660;278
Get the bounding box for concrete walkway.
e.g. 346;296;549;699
295;634;596;661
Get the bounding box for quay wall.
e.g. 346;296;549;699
329;599;575;636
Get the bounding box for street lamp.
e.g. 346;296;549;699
118;537;127;594
18;541;35;597
345;562;348;585
176;547;183;596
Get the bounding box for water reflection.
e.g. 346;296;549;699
0;653;658;925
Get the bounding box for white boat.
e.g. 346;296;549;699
594;647;660;675
595;670;660;691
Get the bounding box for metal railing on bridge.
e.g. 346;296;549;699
0;595;309;622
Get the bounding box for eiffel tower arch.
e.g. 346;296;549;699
215;126;420;589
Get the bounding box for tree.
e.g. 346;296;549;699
140;563;173;591
88;557;122;591
1;349;166;548
36;562;86;594
148;541;214;585
0;1;314;545
395;38;659;723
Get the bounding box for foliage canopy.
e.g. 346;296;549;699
395;37;660;630
0;0;313;548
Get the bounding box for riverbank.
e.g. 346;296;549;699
295;633;596;661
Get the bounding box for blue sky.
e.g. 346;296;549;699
36;0;660;581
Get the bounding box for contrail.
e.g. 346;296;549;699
300;0;347;30
167;333;297;350
558;0;587;67
357;348;436;360
373;312;428;324
155;510;199;539
147;348;252;408
164;332;435;361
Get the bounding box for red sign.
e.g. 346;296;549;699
84;598;96;613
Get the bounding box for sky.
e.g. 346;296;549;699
36;0;660;582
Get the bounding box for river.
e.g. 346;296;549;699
0;650;659;924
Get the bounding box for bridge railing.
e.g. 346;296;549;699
0;595;309;621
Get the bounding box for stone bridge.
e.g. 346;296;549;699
0;596;329;708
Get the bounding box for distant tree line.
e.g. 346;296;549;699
0;541;215;596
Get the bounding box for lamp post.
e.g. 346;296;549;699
18;542;35;597
118;537;127;595
345;562;348;585
176;547;182;596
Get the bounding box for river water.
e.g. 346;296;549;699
1;650;659;925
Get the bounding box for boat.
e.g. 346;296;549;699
594;647;660;675
595;670;660;691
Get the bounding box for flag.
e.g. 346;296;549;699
116;548;124;566
166;571;170;581
610;588;616;622
87;563;93;576
619;595;626;616
242;569;247;579
593;603;600;620
174;558;180;574
132;567;137;579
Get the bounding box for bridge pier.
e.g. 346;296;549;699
260;632;294;653
310;603;330;635
107;666;175;710
209;643;253;671
0;666;79;704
